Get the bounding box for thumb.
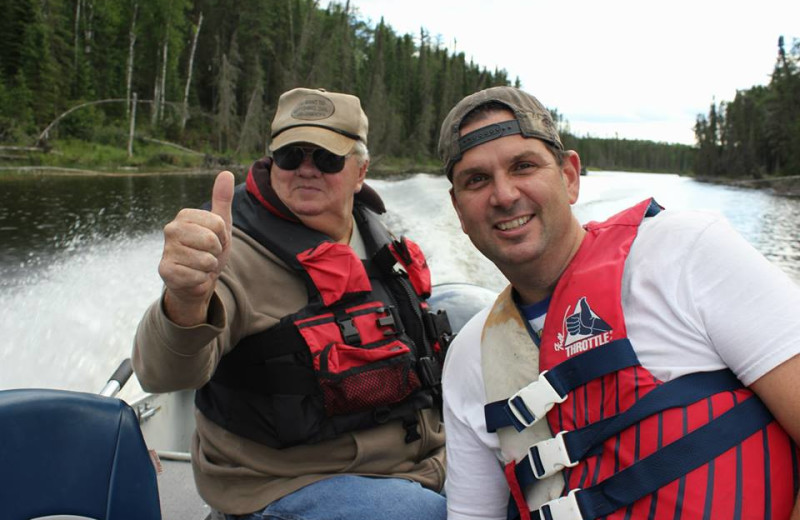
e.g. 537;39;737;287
211;170;235;233
578;298;593;326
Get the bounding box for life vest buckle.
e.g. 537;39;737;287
507;370;566;431
417;356;442;388
337;317;361;345
423;309;453;348
528;431;578;479
376;307;400;337
537;489;583;520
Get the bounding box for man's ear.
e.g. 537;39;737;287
450;187;468;234
354;159;369;192
561;151;582;204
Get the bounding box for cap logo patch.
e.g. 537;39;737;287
291;94;335;120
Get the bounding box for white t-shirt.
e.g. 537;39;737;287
442;209;800;520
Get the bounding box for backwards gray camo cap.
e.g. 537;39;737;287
438;86;563;180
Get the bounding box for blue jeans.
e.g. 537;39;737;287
226;475;446;520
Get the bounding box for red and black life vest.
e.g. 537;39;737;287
195;159;452;449
483;199;799;520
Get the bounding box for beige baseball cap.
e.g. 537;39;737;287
438;86;563;179
269;88;368;156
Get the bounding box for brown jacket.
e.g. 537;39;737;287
132;227;446;515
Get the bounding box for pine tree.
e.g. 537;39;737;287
215;34;241;152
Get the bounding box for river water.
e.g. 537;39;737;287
1;170;799;400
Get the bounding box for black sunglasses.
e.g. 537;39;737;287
272;146;349;174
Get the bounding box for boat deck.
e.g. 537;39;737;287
158;457;218;520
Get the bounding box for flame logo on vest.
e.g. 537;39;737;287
554;297;613;357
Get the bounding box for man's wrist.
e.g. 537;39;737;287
163;290;212;327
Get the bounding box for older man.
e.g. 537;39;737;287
134;88;450;520
439;86;800;520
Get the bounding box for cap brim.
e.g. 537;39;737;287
269;127;356;156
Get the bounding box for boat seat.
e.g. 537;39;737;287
0;388;161;520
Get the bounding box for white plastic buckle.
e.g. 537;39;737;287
538;489;583;520
508;370;567;429
529;431;578;479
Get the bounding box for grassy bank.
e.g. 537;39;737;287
0;138;446;178
0;138;209;173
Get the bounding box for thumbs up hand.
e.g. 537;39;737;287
159;171;235;326
565;297;611;337
565;300;588;336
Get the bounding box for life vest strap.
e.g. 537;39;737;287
524;431;578;481
531;490;583;520
527;395;774;520
507;369;566;430
485;339;639;432
517;369;745;482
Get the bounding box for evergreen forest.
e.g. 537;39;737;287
694;36;800;179
0;0;794;178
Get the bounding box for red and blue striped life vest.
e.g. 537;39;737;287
483;199;799;520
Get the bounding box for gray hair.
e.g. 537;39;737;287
352;140;370;167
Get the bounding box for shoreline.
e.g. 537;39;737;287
694;175;800;198
0;162;437;179
3;166;799;197
0;165;227;177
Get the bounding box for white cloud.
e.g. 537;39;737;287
327;0;799;145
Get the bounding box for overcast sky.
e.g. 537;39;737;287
324;0;799;145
